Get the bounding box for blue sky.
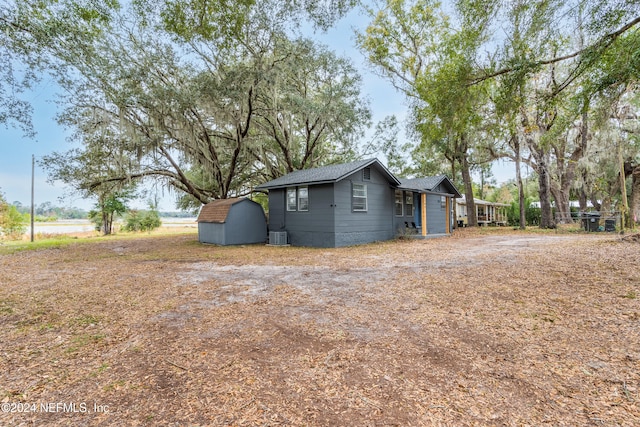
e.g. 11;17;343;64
0;6;514;211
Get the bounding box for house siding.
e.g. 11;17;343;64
333;167;395;247
261;160;460;247
392;190;417;234
268;184;336;247
425;194;447;235
267;189;286;231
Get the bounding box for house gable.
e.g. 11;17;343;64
398;176;461;198
332;164;395;246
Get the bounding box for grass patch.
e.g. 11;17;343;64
0;299;15;315
66;333;106;354
0;236;80;255
0;230;197;255
621;291;637;299
103;379;126;392
38;322;60;332
91;363;110;377
16;310;49;330
71;314;102;327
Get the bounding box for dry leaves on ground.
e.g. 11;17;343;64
0;230;639;426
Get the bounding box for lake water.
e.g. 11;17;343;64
23;218;198;235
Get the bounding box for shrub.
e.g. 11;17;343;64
0;204;27;240
122;209;162;233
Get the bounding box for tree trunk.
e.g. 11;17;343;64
514;136;526;229
461;154;478;227
519;106;555;228
631;164;640;226
550;186;572;224
537;153;556;228
102;210;111;235
578;171;588;212
553;106;589;224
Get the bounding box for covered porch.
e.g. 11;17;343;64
411;192;455;237
396;176;461;238
455;196;509;227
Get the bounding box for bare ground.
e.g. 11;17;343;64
0;230;639;426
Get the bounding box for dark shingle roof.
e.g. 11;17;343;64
256;158;400;189
399;176;445;191
197;198;244;223
399;176;462;197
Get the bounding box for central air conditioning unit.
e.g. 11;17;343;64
269;231;288;246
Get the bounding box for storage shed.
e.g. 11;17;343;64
197;198;267;245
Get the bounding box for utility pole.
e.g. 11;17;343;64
31;154;35;242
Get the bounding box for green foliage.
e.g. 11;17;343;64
159;0;254;42
32;3;369;207
507;197;542;227
88;190;131;235
250;193;269;214
0;192;27;240
5;0;369;217
357;0;500;228
358;0;640;230
87;209;103;232
0;0;121;135
156;0;356;40
122;209;161;233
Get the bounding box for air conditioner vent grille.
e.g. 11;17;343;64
269;231;288;245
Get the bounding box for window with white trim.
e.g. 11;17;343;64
395;190;404;216
287;187;297;211
298;186;309;211
352;183;368;212
406;193;414;216
440;195;447;209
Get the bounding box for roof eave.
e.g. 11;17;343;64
256;179;337;190
256;158;401;189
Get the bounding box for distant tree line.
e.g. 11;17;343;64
11;201;87;220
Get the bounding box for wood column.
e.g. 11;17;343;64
446;196;450;234
421;193;427;236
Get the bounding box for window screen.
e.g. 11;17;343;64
353;184;368;212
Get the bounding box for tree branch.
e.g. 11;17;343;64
470;16;640;86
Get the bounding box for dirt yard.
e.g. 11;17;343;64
1;230;639;426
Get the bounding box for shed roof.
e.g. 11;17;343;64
255;158;400;190
399;176;462;198
197;198;245;223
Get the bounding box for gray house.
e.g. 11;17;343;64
256;158;461;247
197;198;267;245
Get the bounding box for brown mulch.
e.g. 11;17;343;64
0;230;638;426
